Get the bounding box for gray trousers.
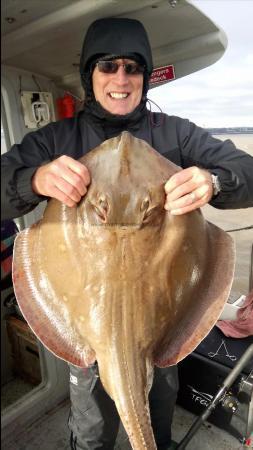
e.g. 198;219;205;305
68;363;179;450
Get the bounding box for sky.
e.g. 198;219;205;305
148;0;253;128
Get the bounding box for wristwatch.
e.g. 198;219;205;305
211;174;221;197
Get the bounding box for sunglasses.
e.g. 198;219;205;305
96;60;145;75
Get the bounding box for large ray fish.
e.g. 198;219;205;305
13;132;235;449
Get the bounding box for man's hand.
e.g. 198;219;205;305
164;167;213;215
32;155;90;207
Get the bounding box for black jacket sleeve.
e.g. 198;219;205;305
176;118;253;209
1;116;85;220
1;126;55;220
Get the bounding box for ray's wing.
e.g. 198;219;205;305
153;212;235;367
13;199;96;367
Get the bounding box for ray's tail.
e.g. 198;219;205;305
97;351;157;450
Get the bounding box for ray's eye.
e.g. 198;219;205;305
93;205;107;221
89;197;109;222
140;197;159;224
98;198;108;212
142;205;162;223
140;198;150;212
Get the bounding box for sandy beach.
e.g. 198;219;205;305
202;134;253;295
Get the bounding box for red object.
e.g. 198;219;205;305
149;64;175;85
57;93;75;119
217;290;253;338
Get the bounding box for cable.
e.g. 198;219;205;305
32;74;42;92
19;75;22;94
226;225;253;233
64;90;83;102
146;97;165;127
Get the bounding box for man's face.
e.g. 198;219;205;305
92;59;144;115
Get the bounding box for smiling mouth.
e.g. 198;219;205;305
109;92;129;99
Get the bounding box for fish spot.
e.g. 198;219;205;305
59;244;66;252
63;295;68;302
39;278;48;289
93;286;100;292
84;284;92;291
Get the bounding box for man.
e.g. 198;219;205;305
1;17;253;450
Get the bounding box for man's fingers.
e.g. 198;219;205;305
169;199;205;215
52;156;90;196
165;180;195;202
164;168;193;194
195;183;210;198
164;167;213;215
165;192;196;211
165;184;210;211
48;184;79;207
54;165;88;197
32;155;91;202
165;167;210;197
54;176;86;203
64;156;91;186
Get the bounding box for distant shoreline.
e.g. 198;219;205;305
205;127;253;134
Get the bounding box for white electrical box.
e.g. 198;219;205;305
21;91;56;129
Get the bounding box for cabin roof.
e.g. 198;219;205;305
1;0;227;95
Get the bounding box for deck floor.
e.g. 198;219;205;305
1;398;244;450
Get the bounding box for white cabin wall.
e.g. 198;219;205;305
2;65;62;141
1;67;70;437
1;65;64;228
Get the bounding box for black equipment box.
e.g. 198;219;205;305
177;326;253;441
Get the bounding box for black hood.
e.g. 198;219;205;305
79;18;153;126
80;17;153;80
